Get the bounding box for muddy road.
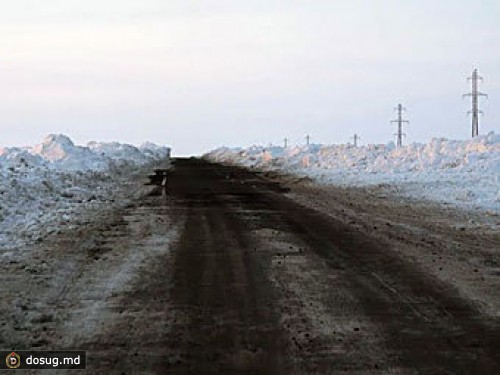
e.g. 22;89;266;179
2;158;500;373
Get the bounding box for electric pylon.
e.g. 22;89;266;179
391;103;409;147
463;69;487;137
351;133;360;147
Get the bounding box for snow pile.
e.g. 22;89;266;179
206;132;500;211
87;140;171;167
31;134;109;171
87;141;150;167
25;134;169;171
0;134;170;250
0;134;171;172
139;142;172;160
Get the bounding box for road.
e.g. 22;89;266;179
3;158;499;373
117;158;500;373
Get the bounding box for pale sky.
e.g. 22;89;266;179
1;0;499;155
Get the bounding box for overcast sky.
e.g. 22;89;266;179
1;0;499;155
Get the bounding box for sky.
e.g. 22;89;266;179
1;0;499;155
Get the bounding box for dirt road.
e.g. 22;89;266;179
2;158;499;373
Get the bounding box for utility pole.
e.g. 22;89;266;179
351;133;360;147
305;134;310;146
463;68;487;137
391;103;409;147
284;137;288;149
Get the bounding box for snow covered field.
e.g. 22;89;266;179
206;132;500;212
0;134;170;250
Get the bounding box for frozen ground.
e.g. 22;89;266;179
0;134;170;250
206;132;500;212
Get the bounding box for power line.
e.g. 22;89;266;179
350;133;360;147
463;68;487;137
391;103;409;147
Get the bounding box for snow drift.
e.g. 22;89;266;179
0;134;170;250
206;132;500;212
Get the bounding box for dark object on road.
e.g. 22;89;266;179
146;168;171;186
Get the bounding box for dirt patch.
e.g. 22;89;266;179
280;179;500;318
249;227;392;373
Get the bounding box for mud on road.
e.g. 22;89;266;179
1;158;499;373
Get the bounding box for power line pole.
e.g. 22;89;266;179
305;134;310;146
350;133;360;147
391;103;409;147
283;137;288;149
463;68;487;137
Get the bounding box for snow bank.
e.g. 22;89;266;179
206;132;500;212
32;134;109;171
0;134;170;250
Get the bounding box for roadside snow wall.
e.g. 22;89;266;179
0;134;170;249
206;132;500;212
